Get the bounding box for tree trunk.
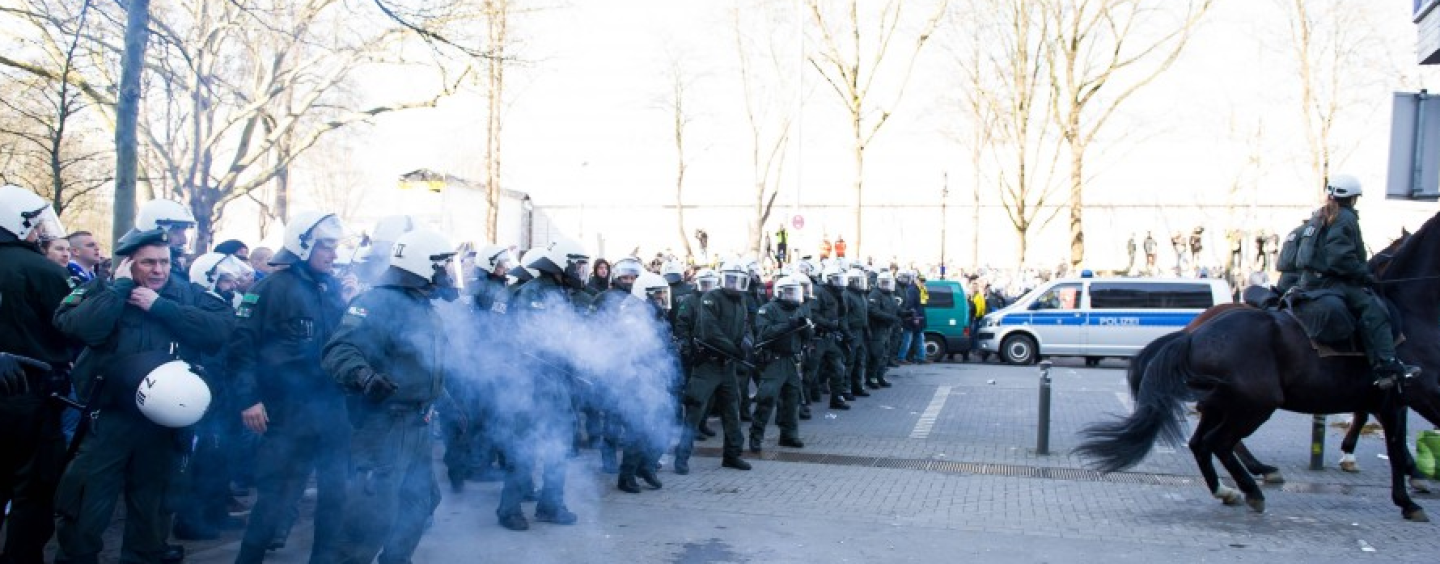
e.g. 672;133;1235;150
1017;224;1028;269
484;0;507;243
851;113;864;260
112;0;151;245
1067;139;1084;269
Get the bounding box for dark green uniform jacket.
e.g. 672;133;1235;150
55;276;232;404
1307;206;1369;282
0;240;73;367
695;289;749;359
755;299;810;357
323;286;446;406
228;264;347;411
866;289;900;346
842;287;869;341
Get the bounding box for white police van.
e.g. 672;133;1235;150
975;275;1232;365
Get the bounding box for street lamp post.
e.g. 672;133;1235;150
940;172;949;279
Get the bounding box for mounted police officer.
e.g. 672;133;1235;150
230;211;351;564
748;275;812;454
673;261;754;474
1296;174;1420;388
0;185;73;564
495;238;593;531
322;228;457;564
53;226;231;564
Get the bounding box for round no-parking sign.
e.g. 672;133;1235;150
792;215;805;230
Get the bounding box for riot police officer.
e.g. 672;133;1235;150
495;238;593;531
0;185;72;564
673;261;753;474
322;228;458;564
53;227;232;564
593;257;646;473
866;271;901;388
841;268;871;397
444;243;515;490
749;275;812;453
616;271;676;494
813;264;851;409
230;211;350;564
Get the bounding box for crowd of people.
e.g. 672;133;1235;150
1;184;938;563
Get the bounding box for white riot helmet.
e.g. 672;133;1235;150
477;243;514;275
719;261;750;294
136;199;196;231
822;264;846;287
530;237;591;289
371;215;417;245
775;275;805;304
661;258;686;284
846;269;869;291
389;228;457;291
631;271;672;311
609;256;645;290
275;211;346;264
0;184;64;241
135;360;212;428
896;269;914;285
695;268;720;293
189;252;255;293
796;259;818;277
876;271;896;292
1326;174;1362;198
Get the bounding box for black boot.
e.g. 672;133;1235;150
722;456;752;471
637;466;663;489
866;380;880;389
617;474;641;494
877;377;892;388
829;397;851;410
799;406;812;420
1374;358;1421;389
778;436;805;448
852;386;871;397
749;434;763;454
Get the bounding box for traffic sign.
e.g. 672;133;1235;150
792;215;805;230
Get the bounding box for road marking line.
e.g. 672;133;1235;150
1115;392;1133;412
910;385;952;439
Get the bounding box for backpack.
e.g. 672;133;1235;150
1292;210;1328;272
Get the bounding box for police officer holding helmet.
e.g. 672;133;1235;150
230;211;350;563
322;228;457;564
0;184;73;564
52;225;231;564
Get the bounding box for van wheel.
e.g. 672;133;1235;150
1001;335;1037;365
1084;356;1102;368
923;334;945;363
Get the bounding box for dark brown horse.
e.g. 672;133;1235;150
1081;214;1440;521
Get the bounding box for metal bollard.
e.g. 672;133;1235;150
1310;414;1326;470
1037;360;1053;455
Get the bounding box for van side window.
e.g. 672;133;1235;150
1034;283;1081;310
925;284;954;308
1090;282;1213;309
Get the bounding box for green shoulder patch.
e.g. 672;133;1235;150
241;293;260;304
61;287;87;305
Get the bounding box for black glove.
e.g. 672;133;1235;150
0;353;51;396
790;317;810;330
358;369;399;403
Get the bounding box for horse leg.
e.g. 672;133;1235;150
1189;409;1240;506
1234;441;1284;484
1339;412;1367;472
1376;398;1429;522
1210;412;1271;513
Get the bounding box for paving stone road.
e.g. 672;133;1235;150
87;358;1440;562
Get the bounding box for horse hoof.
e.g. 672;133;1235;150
1411;478;1433;495
1246;497;1265;513
1339;460;1360;473
1403;508;1430;523
1261;472;1286;485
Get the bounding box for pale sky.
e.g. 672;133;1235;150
228;0;1440;270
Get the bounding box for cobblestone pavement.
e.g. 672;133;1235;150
142;359;1440;562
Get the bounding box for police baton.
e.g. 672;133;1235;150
519;351;595;388
694;340;757;372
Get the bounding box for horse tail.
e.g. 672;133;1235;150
1125;330;1185;398
1076;332;1195;474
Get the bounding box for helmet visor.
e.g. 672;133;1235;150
878;277;895;292
27;205;66;240
721;271;750;292
646;285;672;311
213;254;255;283
697;276;720;293
610;259;644;282
826;273;845;287
848;274;868;291
565;259;591;285
778;285;804;304
309;216;347;250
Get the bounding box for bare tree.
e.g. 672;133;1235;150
732;0;796;260
482;0;510;244
113;0;150;244
1043;0;1212;269
805;0;948;259
662;54;696;260
960;0;1064;267
1278;0;1385;191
